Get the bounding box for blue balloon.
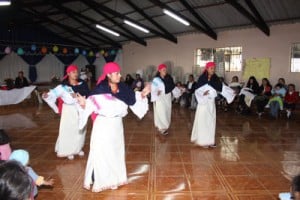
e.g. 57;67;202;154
74;48;79;54
31;44;37;51
82;50;87;56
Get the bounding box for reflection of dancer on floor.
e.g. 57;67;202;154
76;62;150;193
151;64;175;135
42;65;89;160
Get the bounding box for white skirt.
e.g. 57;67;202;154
84;116;127;192
56;104;86;157
153;93;172;131
191;100;216;146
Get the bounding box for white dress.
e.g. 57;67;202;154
151;77;172;131
191;84;235;146
43;85;86;157
78;92;148;192
191;84;218;146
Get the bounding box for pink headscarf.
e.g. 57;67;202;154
97;62;121;84
63;65;78;80
157;64;167;71
205;62;215;70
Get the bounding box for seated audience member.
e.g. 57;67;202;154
216;77;229;111
15;71;29;88
124;74;134;88
229;76;242;94
132;73;144;91
9;149;54;198
0;160;33;200
254;78;272;117
181;74;196;108
0;129;12;160
79;68;88;82
266;83;287;118
278;78;288;91
279;174;300;200
284;84;299;119
172;81;186;105
237;76;260;114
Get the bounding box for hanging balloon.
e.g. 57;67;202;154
17;48;24;55
31;44;37;52
4;46;11;54
95;52;101;58
118;49;122;53
88;50;94;57
100;50;105;55
104;52;109;57
110;49;116;55
74;48;79;54
62;47;68;54
52;45;59;53
82;50;87;56
41;46;47;54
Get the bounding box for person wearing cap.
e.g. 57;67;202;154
76;62;150;193
9;149;54;198
191;62;222;148
151;64;175;135
42;64;89;160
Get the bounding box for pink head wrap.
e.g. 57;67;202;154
157;64;167;71
63;65;78;80
97;62;121;84
205;62;215;70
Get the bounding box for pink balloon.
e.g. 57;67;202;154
4;46;11;54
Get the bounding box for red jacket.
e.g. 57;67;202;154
284;91;299;104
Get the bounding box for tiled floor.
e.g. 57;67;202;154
1;102;299;200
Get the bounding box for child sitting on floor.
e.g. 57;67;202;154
9;149;54;198
284;84;299;119
0;129;12;160
279;174;300;200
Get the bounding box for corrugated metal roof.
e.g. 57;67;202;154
1;0;300;47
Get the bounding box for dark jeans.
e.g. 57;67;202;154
270;101;280;118
255;95;269;113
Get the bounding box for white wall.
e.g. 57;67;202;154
122;23;300;88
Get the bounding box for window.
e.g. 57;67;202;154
291;43;300;72
195;46;242;72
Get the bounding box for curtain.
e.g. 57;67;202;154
19;47;45;82
86;56;96;65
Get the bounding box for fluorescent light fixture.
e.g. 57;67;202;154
95;24;120;37
163;9;190;26
124;20;149;33
0;0;11;6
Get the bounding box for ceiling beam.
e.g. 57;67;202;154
44;1;141;47
83;0;179;44
244;0;270;35
23;9;96;47
178;0;217;40
124;0;177;43
81;0;147;46
45;0;122;48
225;0;270;36
149;0;217;40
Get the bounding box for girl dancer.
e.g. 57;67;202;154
43;65;89;160
76;62;150;192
